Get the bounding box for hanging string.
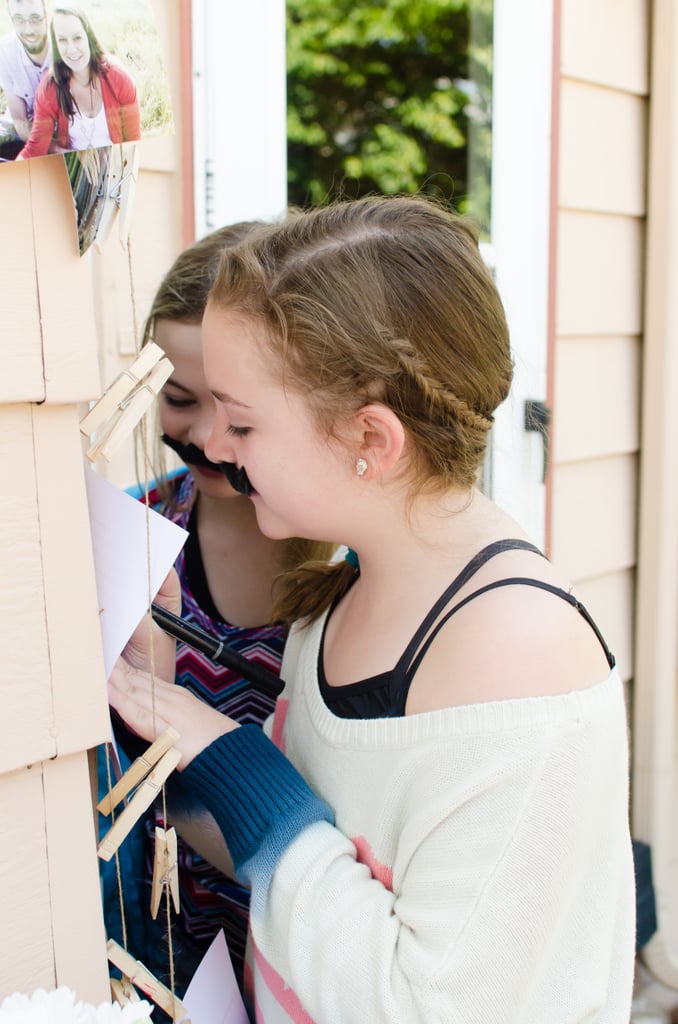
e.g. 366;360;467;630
127;228;177;1002
104;740;128;952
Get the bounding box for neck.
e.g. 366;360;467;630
24;42;48;66
193;488;284;627
71;68;91;87
346;486;512;582
196;488;272;542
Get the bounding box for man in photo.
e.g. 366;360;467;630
0;0;50;158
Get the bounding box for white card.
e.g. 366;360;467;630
183;930;249;1024
84;464;188;677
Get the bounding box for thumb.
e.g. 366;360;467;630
154;567;181;618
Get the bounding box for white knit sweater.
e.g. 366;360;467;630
241;614;636;1023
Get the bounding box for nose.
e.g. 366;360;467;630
204;405;237;465
188;404;216;453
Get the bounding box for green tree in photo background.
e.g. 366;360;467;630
286;0;493;234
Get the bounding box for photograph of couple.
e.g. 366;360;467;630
0;0;172;163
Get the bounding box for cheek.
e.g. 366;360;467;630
159;404;187;438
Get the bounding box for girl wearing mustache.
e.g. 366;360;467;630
110;197;634;1023
110;222;335;995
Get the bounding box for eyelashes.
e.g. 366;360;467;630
162;394;195;409
227;425;251;438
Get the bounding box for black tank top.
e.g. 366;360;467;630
318;539;615;720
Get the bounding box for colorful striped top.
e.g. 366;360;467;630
140;470;286;994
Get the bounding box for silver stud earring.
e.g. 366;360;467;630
356;457;368;477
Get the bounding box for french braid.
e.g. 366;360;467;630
210;194;513;623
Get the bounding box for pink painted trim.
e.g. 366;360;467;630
179;0;195;246
544;0;562;558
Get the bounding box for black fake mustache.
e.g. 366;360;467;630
161;434;253;496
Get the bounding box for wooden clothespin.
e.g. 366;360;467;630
151;825;180;919
110;975;140;1006
80;342;173;463
107;939;190;1024
98;727;181;862
116;142;140;247
92;142;140;253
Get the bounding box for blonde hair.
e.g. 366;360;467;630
209;195;513;625
137;223;260;508
137;223;336;619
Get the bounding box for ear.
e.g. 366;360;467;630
351;403;406;479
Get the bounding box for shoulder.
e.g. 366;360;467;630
101;59;137;93
127;468;191;512
35;73;56;103
280;614;326;694
407;546;614;714
0;34;19;80
0;32;18;59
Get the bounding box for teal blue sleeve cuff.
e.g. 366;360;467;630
182;724;334;889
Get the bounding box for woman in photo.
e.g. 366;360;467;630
19;4;139;158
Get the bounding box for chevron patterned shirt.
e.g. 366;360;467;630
140;470;286;994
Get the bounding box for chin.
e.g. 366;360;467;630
251;508;297;540
195;479;241;501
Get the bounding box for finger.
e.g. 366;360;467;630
154;568;182;617
108;664;174;739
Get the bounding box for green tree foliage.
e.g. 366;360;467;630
286;0;493;229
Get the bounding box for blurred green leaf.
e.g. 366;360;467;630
286;0;493;231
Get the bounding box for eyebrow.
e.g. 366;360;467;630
210;390;252;409
165;378;192;394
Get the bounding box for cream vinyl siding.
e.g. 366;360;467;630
550;0;648;684
0;0;183;1000
0;161;110;1003
90;0;185;492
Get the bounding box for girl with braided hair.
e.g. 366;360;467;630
109;195;635;1023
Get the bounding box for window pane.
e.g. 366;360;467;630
286;0;493;235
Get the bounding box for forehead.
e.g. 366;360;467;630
202;303;277;390
153;318;203;360
53;11;84;32
202;303;270;358
8;0;44;15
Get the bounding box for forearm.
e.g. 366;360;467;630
182;724;334;888
18;114;52;158
183;727;442;1022
6;94;31;141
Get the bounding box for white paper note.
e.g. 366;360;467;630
84;464;188;677
183;930;249;1024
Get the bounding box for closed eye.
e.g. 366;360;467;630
227;424;251;437
163;395;195;409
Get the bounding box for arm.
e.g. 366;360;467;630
107;65;141;142
109;618;633;1022
120;91;141;142
18;81;62;159
5;92;31;141
181;715;633;1024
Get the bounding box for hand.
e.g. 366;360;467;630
108;658;238;770
123;569;180;682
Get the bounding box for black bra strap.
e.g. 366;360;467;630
391;539;545;679
406;577;616;683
